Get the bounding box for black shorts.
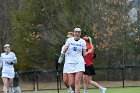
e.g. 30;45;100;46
83;65;96;76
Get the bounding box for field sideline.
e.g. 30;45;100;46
23;87;140;93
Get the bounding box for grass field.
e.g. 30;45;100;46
24;87;140;93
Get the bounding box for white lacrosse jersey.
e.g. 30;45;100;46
64;37;86;63
1;52;17;72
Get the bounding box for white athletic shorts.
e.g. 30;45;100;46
1;70;15;78
63;62;85;74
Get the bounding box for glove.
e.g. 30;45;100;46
58;53;65;64
6;61;13;65
7;60;17;65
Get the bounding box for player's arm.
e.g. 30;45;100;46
63;37;70;52
83;49;90;56
58;46;65;64
58;46;69;64
6;59;17;65
10;59;17;65
58;38;70;64
82;40;93;56
11;53;17;64
58;45;69;64
83;49;93;56
7;53;17;65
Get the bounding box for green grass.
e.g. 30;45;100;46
24;87;140;93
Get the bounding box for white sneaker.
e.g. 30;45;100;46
84;90;88;93
100;87;107;93
71;91;74;93
9;87;14;93
68;89;71;93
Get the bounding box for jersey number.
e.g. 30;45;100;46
73;47;77;51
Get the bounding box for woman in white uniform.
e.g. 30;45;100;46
59;26;91;93
1;44;17;93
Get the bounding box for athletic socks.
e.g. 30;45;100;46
69;86;72;91
68;86;74;93
83;86;106;93
71;91;75;93
68;89;71;93
84;90;88;93
9;86;14;93
99;86;107;93
68;89;74;93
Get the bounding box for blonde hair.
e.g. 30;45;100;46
67;32;74;38
88;37;93;49
83;37;94;49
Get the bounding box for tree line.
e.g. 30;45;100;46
0;0;139;71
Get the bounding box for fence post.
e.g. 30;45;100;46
55;54;60;93
122;66;125;88
59;69;61;89
35;70;39;91
32;75;35;91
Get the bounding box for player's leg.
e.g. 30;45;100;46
2;77;8;93
63;73;69;88
8;78;14;93
75;71;83;93
83;75;88;93
88;76;106;93
9;78;13;87
9;87;16;93
68;73;75;92
63;73;72;93
83;65;90;93
88;76;100;88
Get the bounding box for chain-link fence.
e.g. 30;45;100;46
1;65;139;92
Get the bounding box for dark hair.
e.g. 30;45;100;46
5;42;11;45
76;25;80;28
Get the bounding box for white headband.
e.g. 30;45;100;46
4;44;10;47
74;28;81;32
